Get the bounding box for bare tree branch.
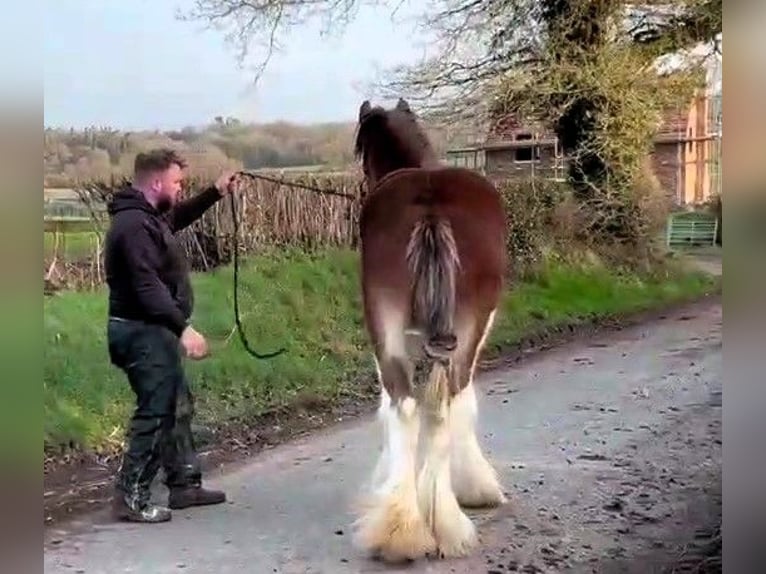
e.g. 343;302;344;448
178;0;720;138
178;0;371;82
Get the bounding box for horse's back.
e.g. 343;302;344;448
361;166;504;237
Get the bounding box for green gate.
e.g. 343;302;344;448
666;211;719;248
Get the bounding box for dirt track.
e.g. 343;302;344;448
44;297;722;573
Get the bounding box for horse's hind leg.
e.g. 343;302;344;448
450;309;507;508
368;370;391;493
353;307;436;562
416;358;478;558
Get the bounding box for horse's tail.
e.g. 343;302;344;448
406;213;460;361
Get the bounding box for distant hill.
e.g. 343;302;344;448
43;116;475;186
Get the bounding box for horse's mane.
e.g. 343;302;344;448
354;105;435;167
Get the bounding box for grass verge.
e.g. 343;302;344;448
44;231;100;260
44;247;719;455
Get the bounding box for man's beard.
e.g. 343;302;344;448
156;195;173;213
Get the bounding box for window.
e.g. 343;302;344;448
447;151;481;169
514;133;535;162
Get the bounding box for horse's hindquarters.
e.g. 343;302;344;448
360;168;505;376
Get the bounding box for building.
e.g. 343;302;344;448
446;36;722;208
651;37;722;206
445;115;564;182
44;187;106;219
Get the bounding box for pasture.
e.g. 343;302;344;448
44;230;100;261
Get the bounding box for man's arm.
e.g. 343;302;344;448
123;222;189;336
167;185;222;233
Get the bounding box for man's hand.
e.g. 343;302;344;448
214;171;241;196
180;325;209;360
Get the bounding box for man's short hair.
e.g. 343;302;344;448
133;148;188;178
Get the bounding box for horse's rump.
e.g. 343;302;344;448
360;166;506;344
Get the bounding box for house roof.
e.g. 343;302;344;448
652;33;722;95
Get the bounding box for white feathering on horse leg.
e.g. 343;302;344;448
449;381;506;507
450;310;506;508
416;363;477;558
369;359;391;492
352;397;436;562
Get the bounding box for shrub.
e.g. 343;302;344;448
498;179;571;278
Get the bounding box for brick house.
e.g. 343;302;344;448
446;115;565;182
652;38;722;207
446;38;722;208
652;92;721;206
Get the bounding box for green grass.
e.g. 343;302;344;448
44;248;718;454
489;252;717;351
44;231;100;260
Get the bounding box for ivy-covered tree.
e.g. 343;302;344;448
179;0;721;246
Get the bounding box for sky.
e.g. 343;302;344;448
43;0;429;130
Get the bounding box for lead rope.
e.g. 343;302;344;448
227;170;361;360
237;170;357;200
228;191;287;359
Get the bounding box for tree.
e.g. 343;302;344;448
179;0;720;245
491;1;720;243
179;1;718;118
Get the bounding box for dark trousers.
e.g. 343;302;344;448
107;319;202;507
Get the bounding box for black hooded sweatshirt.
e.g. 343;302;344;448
104;185;222;336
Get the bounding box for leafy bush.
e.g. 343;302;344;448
498;179;570;277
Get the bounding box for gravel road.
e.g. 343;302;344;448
44;299;722;574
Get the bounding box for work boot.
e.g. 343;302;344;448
112;491;172;523
168;485;226;509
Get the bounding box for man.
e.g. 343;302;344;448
105;148;240;523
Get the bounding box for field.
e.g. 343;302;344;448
44;246;719;454
44;230;100;261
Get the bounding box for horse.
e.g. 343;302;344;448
351;98;509;563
